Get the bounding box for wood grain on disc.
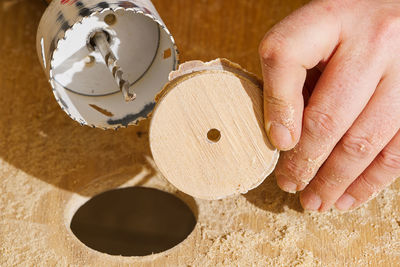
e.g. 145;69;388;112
150;59;279;200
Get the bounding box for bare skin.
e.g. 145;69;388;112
259;0;400;211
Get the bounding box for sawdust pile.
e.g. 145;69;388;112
191;176;400;266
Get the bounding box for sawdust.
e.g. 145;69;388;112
184;175;399;266
191;229;317;267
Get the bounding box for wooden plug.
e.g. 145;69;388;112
150;59;279;200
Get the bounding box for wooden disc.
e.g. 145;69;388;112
150;59;279;200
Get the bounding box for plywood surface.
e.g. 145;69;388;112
0;0;399;266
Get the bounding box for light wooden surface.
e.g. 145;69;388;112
150;59;279;200
0;0;399;266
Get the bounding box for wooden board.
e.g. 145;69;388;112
0;0;399;266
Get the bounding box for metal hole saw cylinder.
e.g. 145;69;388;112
36;0;178;129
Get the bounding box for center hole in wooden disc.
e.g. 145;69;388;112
70;187;196;257
207;128;221;143
104;13;117;26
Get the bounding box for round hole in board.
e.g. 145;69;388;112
104;14;117;26
207;128;221;143
70;187;196;256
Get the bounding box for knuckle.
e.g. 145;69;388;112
357;174;378;198
303;108;338;139
377;147;400;170
377;15;400;36
259;30;293;68
341;133;375;159
264;94;292;110
280;156;313;184
371;15;400;47
285;160;304;180
314;174;341;192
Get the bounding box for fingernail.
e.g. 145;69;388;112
335;193;356;211
300;190;322;211
267;122;292;150
276;175;298;193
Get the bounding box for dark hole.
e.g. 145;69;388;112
70;187;196;256
104;14;117;26
207;128;221;143
89;30;111;50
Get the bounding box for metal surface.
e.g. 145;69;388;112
36;0;178;129
92;31;136;102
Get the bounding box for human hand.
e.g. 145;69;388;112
259;0;400;211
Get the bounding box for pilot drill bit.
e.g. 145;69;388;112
92;31;136;102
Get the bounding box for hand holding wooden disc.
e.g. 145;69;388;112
150;59;279;200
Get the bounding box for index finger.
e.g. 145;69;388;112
259;0;341;150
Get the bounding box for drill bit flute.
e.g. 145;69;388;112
91;31;136;102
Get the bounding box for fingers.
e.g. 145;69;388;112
259;1;341;150
300;71;400;211
335;129;400;211
275;42;385;193
303;68;322;106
